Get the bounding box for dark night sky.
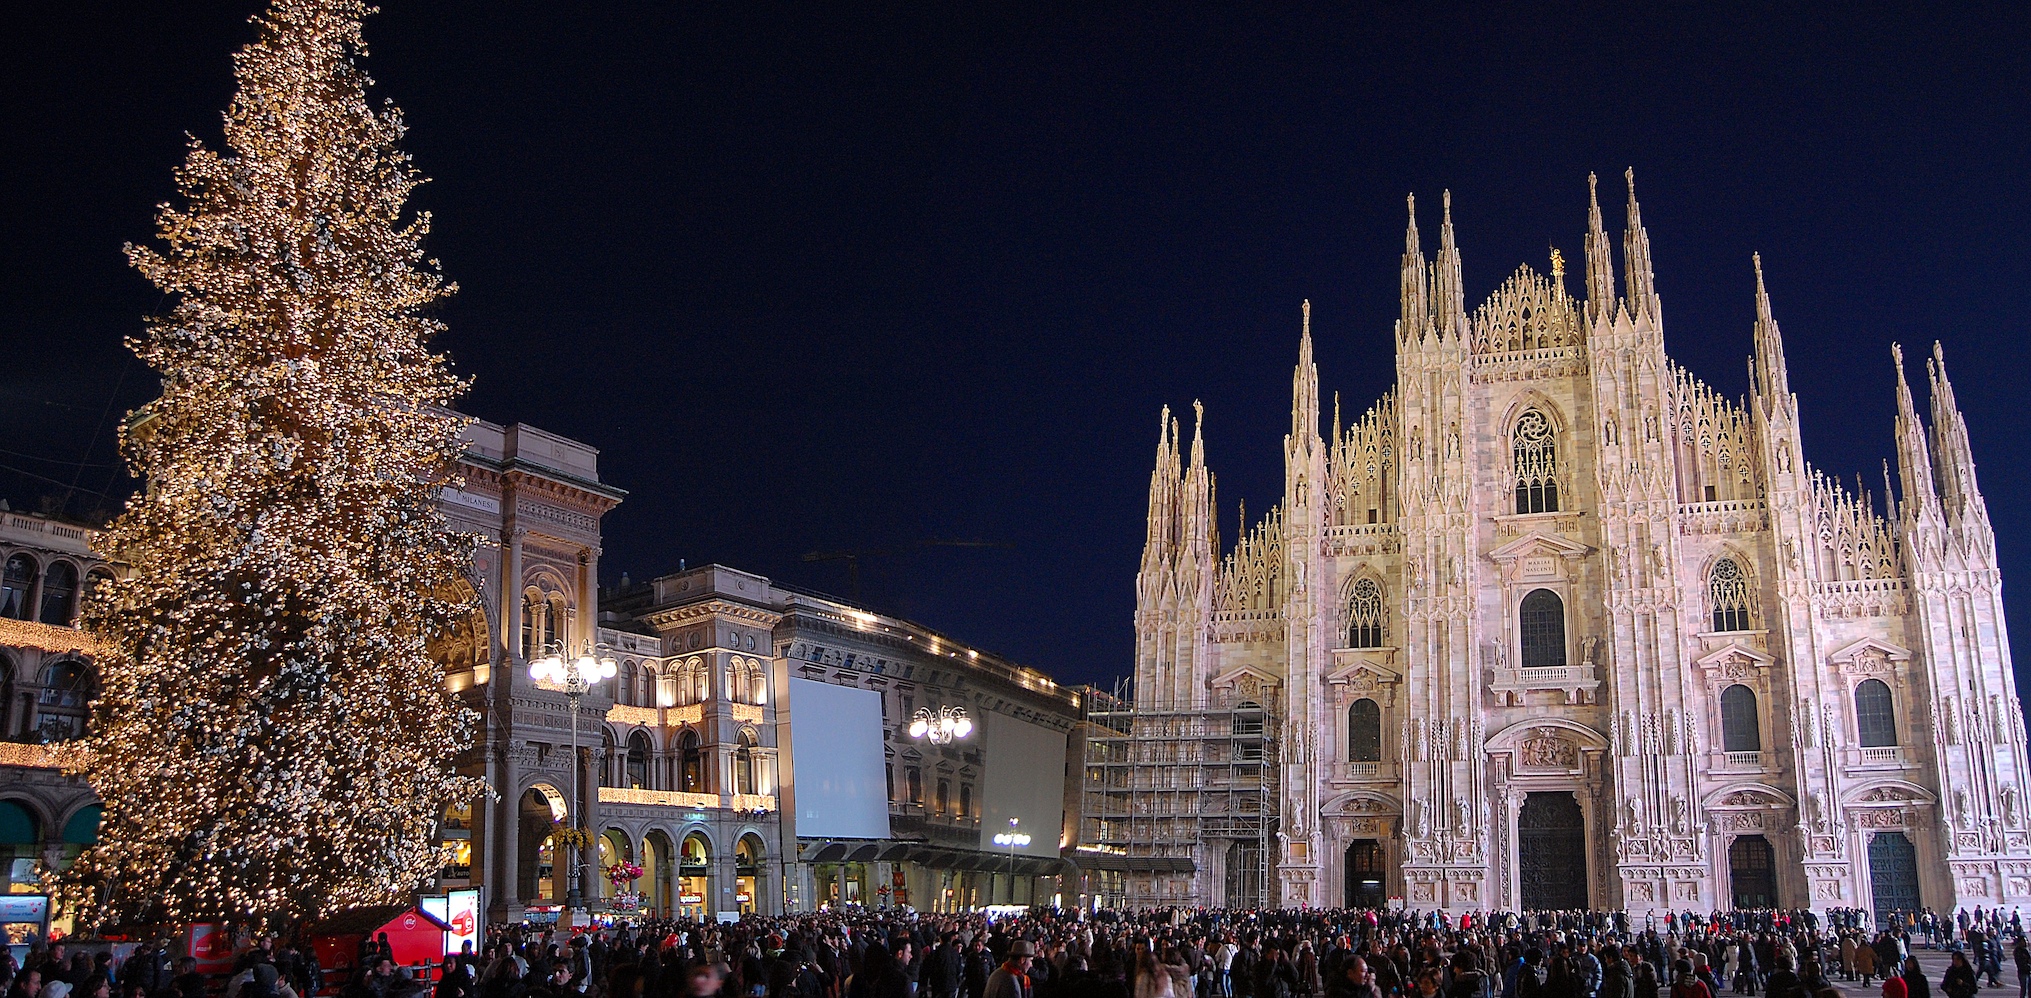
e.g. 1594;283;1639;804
4;4;2028;689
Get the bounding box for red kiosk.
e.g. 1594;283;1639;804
309;905;451;990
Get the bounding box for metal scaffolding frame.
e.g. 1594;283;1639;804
1078;679;1280;907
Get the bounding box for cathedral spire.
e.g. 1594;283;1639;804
1181;398;1216;571
1433;190;1466;339
1890;343;1940;523
1141;405;1178;574
1189;398;1206;470
1584;172;1616;321
1750;253;1793;404
1622;168;1657;320
1927;341;1990;536
1400;193;1429;342
1292;299;1319;442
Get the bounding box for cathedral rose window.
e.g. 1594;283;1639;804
1513;409;1559;513
1709;558;1753;632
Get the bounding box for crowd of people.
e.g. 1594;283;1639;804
2;906;2029;998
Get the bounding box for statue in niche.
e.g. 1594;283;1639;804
1580;635;1601;669
1625;796;1643;833
2003;785;2022;826
1409;798;1428;839
1943;696;1962;745
1453;797;1472;836
1955;788;1973;827
1446;424;1460;461
1670;796;1689;835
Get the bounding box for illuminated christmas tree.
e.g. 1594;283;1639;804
59;0;487;926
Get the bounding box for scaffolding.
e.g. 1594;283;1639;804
1078;679;1280;907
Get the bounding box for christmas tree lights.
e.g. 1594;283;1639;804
57;0;487;927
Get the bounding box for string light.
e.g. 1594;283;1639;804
55;0;487;927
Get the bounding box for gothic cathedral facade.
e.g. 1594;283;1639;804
1126;172;2031;914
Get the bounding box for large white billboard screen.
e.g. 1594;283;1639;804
787;677;893;840
978;712;1066;858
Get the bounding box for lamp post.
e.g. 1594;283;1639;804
992;817;1030;906
907;705;972;745
528;640;617;913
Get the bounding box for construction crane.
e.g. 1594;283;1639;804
801;539;1013;604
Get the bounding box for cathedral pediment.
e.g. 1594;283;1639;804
1701;783;1796;810
1693;642;1773;683
1208;665;1282;704
1825;636;1912;675
1326;660;1402;705
1841;780;1936;806
1487;530;1591;563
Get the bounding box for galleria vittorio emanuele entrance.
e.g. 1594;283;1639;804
1517;792;1587;910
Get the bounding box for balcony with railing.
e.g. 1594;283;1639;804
1487;662;1601;706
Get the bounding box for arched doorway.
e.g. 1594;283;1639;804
1516;791;1587;910
1868;831;1920;927
642;830;674;916
677;831;712;919
598;830;635;909
0;800;39;894
1223;839;1263;907
517;784;566;902
735;833;767;913
1344;839;1385;908
1728;835;1776;908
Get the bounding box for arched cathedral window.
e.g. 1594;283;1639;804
1347;578;1385;648
1348;698;1382;762
1855;679;1898;747
1710;558;1753;632
1720;683;1760;752
1513;409;1559;514
1518;589;1566;668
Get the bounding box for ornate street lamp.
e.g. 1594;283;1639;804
995;821;1031;906
907;705;972;745
529;640;617;912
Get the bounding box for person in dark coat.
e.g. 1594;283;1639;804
1940;953;1979;998
925;938;965;998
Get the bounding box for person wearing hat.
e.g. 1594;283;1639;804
985;943;1035;998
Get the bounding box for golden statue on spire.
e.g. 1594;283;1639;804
1550;246;1566;284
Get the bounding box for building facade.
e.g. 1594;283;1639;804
600;564;1083;915
1094;173;2031;916
0;508;115;898
0;418;1085;921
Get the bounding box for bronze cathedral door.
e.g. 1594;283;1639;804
1517;791;1587;910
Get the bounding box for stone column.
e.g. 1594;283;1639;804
490;746;523;920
